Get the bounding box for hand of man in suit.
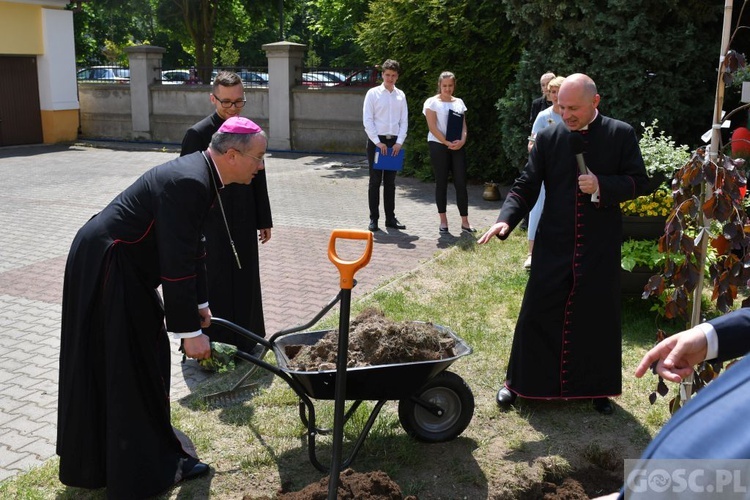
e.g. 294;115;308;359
635;327;708;383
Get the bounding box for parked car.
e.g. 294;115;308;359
302;72;339;87
317;70;346;84
335;67;381;87
161;69;193;84
77;66;130;84
237;70;269;87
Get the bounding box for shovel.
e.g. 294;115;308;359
326;229;373;500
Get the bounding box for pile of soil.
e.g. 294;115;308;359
284;308;456;371
520;466;623;499
259;468;417;500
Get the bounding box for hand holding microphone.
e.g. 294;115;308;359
569;133;599;199
569;132;588;175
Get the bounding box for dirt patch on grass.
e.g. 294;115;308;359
245;468;416;499
520;466;623;499
284;308;456;371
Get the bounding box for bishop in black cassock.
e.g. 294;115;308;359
479;74;650;410
57;118;267;498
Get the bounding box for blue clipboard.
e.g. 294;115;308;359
374;148;404;171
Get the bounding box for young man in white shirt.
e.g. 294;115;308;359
363;59;408;232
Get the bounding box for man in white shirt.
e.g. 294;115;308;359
363;59;408;232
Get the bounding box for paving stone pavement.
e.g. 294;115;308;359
0;142;504;484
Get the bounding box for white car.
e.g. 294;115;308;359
77;66;130;84
161;69;193;84
302;72;338;87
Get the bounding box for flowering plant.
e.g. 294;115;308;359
620;186;672;217
620;121;689;217
638;120;691;178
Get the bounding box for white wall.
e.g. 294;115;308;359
78;84;368;152
150;86;270;144
37;7;78;111
78;86;132;139
291;88;366;152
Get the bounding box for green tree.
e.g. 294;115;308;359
69;0;281;74
304;0;369;66
357;0;518;182
497;0;723;179
69;0;158;65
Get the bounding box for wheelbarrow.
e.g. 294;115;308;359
209;230;475;478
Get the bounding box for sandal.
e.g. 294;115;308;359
461;225;477;233
439;226;449;234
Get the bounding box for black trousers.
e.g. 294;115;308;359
428;141;468;216
367;136;398;221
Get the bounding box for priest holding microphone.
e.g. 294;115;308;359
478;73;650;414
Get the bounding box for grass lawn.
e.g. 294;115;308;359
1;229;702;499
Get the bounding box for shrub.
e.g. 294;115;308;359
620;121;690;217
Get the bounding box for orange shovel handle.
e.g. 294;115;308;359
327;229;373;290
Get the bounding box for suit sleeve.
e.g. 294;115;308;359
708;308;750;361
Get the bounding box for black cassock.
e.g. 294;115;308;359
57;152;216;498
498;114;649;399
181;112;273;350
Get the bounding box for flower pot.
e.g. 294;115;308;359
483;183;501;201
622;215;667;241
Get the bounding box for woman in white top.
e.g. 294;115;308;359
423;71;474;234
524;75;565;269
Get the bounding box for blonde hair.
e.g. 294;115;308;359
547;76;566;91
540;72;556;84
437;71;456;93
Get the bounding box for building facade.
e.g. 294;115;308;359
0;0;79;146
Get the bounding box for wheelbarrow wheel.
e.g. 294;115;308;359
397;371;474;443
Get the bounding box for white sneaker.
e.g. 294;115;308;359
523;254;532;270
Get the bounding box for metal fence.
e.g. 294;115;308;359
76;64;380;89
76;65;130;84
300;67;380;88
159;66;269;87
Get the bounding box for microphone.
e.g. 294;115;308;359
569;133;588;175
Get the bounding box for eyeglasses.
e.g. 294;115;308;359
212;93;247;108
233;149;265;164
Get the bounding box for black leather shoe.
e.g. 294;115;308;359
180;458;210;482
368;220;379;232
385;218;406;230
496;387;516;408
593;397;614;415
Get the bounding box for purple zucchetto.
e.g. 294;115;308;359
217;116;262;134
